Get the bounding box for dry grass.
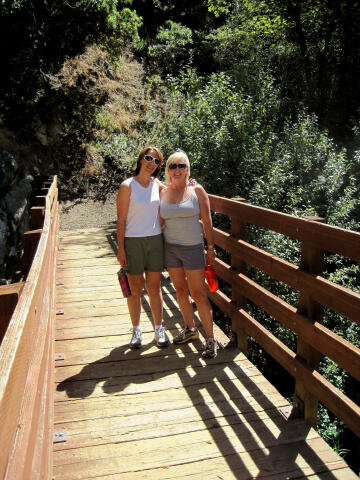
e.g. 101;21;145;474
60;46;147;133
53;45;148;139
53;45;150;179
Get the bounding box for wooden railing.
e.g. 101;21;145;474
208;194;360;437
0;183;358;477
0;176;58;480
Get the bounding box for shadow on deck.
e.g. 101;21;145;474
53;226;355;480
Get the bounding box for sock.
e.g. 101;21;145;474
155;324;163;332
133;325;141;332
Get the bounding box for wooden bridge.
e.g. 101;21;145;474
0;176;359;479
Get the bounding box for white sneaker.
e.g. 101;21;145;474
129;329;142;349
155;325;170;348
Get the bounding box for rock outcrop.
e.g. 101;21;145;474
0;151;33;284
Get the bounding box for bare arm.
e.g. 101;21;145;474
158;184;166;230
116;181;131;265
155;178;166;191
194;185;216;264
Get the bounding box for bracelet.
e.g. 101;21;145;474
207;245;215;250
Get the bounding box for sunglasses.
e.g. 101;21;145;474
144;154;160;165
169;163;187;170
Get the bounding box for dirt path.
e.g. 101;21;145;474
59;193;117;231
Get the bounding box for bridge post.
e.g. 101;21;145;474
0;282;24;343
22;229;43;278
30;206;45;229
230;197;248;354
294;215;325;428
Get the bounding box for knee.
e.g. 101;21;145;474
146;283;161;297
130;285;143;296
129;278;144;296
191;288;208;305
175;284;190;299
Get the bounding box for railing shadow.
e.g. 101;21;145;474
56;228;341;479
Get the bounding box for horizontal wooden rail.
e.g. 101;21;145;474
209;287;360;438
213;228;360;324
208;194;360;435
210;195;360;261
0;185;358;477
213;257;360;382
0;176;58;480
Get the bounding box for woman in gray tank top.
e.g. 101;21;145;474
160;151;218;358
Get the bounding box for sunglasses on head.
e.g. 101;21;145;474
169;163;187;170
144;154;160;165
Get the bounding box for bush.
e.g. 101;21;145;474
148;21;193;75
141;70;360;471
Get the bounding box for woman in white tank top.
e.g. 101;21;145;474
159;150;218;358
116;146;170;349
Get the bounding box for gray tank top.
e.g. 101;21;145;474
160;188;203;245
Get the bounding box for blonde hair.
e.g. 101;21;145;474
165;150;190;185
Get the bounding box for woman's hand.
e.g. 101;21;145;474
117;248;127;266
206;247;216;265
188;177;197;186
116;183;130;267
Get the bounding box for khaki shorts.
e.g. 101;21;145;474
165;242;205;270
124;234;164;275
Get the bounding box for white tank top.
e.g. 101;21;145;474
124;177;162;237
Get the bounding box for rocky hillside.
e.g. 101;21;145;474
0;47;149;284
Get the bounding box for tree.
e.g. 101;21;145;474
148;21;193;74
207;0;360;141
0;0;142;127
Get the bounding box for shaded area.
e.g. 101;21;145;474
52;226;355;479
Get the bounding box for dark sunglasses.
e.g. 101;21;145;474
144;154;160;165
169;163;187;170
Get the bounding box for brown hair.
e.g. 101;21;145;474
134;146;163;178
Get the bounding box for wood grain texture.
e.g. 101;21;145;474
0;176;58;480
209;194;360;261
53;226;357;480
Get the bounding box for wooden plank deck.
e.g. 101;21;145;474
53;226;356;480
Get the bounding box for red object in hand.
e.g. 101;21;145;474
118;268;131;297
205;263;218;292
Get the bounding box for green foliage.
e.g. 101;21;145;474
206;0;360;140
207;1;288;78
207;0;231;17
318;406;347;453
147;70;282;197
248;113;360;226
0;0;142;126
148;21;193;74
1;0;360;470
140;66;359;471
88;132;135;200
116;7;143;51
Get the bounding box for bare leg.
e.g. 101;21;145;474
145;271;163;326
185;269;213;338
168;267;196;330
126;274;144;327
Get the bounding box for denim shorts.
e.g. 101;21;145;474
165;242;205;270
124;234;164;275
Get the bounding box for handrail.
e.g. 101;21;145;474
0;184;358;477
208;194;360;436
0;176;58;480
